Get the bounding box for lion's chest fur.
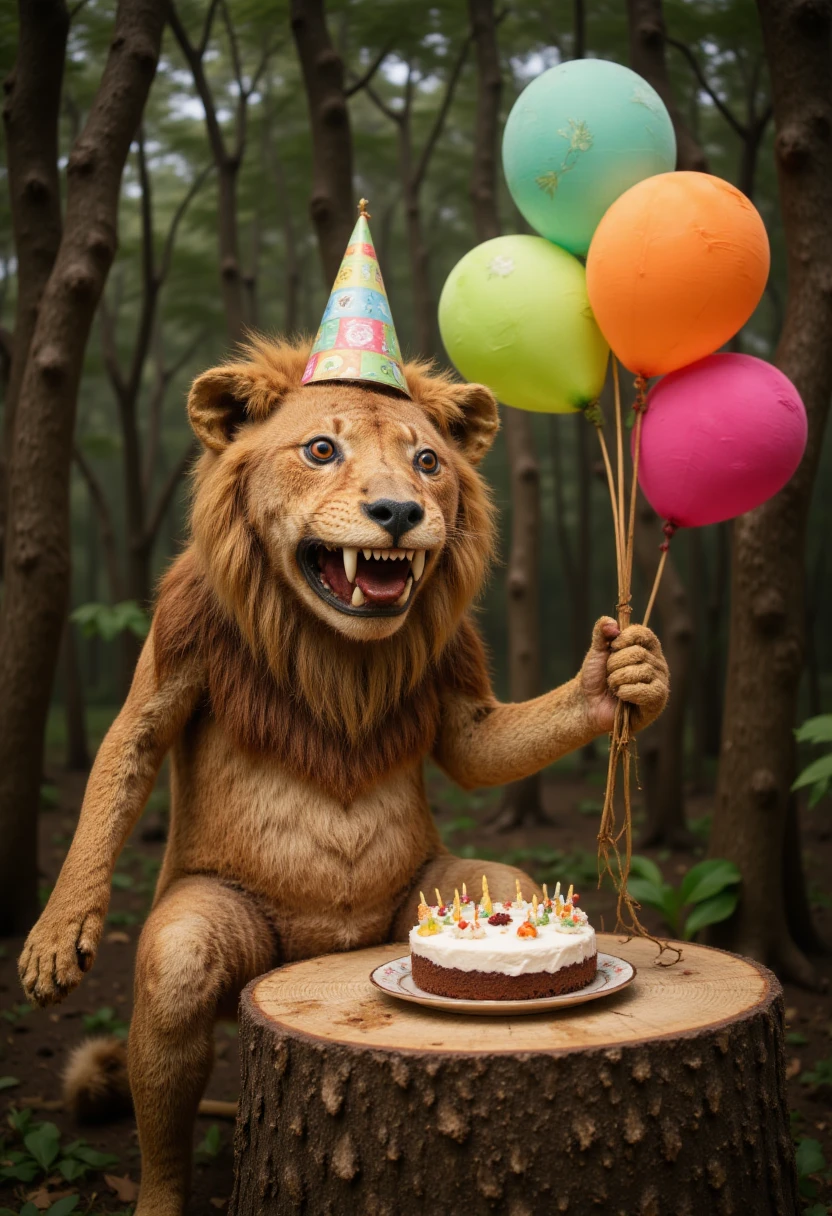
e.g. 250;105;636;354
156;715;441;960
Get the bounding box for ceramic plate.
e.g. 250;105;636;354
369;951;635;1015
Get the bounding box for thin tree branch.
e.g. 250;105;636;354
157;162;213;283
346;39;395;98
666;36;747;138
198;0;222;58
413;34;473;190
72;446;125;601
168;0;228;165
143;439;198;548
363;80;401;124
98;295;126;402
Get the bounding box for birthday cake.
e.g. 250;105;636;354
409;878;597;1001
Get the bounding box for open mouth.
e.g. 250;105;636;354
297;541;429;617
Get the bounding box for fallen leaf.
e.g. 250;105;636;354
26;1189;75;1210
786;1057;802;1080
210;1200;227;1209
105;931;130;945
104;1174;140;1202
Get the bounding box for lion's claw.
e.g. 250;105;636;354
19;906;104;1007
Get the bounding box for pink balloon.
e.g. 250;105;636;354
636;354;807;528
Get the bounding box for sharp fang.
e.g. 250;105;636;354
363;549;372;560
342;546;357;584
411;550;426;582
395;575;413;607
351;585;366;607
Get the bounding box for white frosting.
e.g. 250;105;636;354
409;906;596;977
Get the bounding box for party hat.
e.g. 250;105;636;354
302;200;410;398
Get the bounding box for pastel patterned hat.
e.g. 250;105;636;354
302;200;411;398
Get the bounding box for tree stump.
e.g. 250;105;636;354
229;935;798;1216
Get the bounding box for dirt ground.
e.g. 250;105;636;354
1;760;830;1215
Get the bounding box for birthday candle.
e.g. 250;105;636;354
515;878;523;905
462;882;468;902
435;888;443;908
482;874;493;915
453;888;461;922
542;883;549;903
533;893;539;924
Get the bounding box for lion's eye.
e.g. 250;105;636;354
305;437;338;464
415;449;440;475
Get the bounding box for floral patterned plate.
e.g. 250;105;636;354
369;952;635;1015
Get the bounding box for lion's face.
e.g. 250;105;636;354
243;385;465;640
186;339;499;646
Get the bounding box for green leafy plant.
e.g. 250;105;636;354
0;1198;80;1216
627;856;741;940
800;1056;832;1088
196;1124;222;1159
793;714;832;807
70;600;150;643
0;1077;19;1092
1;1109;118;1188
1;1003;33;1026
795;1135;828;1200
82;1006;129;1038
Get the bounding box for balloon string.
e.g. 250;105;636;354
596;371;681;966
642;522;677;630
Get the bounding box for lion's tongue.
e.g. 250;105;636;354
317;548;407;605
356;553;407;605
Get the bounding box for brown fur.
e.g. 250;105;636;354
63;1038;132;1124
20;337;670;1216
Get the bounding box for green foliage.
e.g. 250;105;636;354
0;1108;118;1189
800;1057;832;1088
627;857;741;939
82;1005;130;1038
70;600;150;642
793;715;832;807
196;1124;222;1159
0;1077;20;1091
1;1003;33;1025
795;1136;828;1200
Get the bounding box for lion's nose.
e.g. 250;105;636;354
362;498;425;545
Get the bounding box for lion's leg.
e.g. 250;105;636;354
129;876;277;1216
389;855;541;940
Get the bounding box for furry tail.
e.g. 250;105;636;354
63;1036;240;1124
63;1037;132;1123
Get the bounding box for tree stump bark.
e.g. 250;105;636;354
229;935;798;1216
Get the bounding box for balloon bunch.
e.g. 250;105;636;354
439;58;808;946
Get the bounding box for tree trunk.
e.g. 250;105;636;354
400;134;435;357
218;159;246;344
290;0;354;286
627;0;709;173
62;620;90;772
468;0;545;826
0;0;68;567
229;939;797;1216
0;0;165;935
709;0;832;986
496;409;545;828
634;497;694;847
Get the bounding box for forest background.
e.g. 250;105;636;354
0;0;831;1208
0;0;830;1094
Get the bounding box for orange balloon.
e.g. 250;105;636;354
585;172;770;377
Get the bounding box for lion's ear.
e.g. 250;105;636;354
444;383;500;466
187;342;310;451
187;367;252;452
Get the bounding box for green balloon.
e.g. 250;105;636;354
503;60;676;256
438;235;609;414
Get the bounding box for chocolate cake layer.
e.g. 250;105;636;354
411;951;598;1001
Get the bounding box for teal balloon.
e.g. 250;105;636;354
503;60;676;256
438;235;609;414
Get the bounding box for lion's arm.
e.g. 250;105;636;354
433;678;596;790
49;628;203;908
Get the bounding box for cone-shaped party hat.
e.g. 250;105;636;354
302;200;410;398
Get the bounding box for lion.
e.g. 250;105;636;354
19;338;669;1216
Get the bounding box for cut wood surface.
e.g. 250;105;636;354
230;935;798;1216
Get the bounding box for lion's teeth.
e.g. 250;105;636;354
406;549;414;561
373;549;382;560
363;549;372;560
411;550;426;582
351;585;366;607
342;547;357;584
395;576;413;607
